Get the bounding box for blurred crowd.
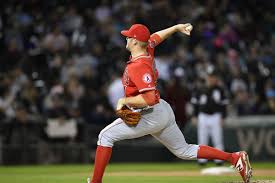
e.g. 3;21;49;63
0;0;275;146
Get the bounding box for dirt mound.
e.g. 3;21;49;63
107;169;275;177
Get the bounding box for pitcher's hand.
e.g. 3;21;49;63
176;23;193;36
116;98;126;110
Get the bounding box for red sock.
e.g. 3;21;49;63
197;145;236;165
91;146;112;183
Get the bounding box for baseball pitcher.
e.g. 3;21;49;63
88;23;252;183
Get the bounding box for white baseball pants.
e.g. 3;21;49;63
197;112;224;164
97;99;199;160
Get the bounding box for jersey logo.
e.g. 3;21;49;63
213;90;221;102
199;94;207;105
143;73;152;84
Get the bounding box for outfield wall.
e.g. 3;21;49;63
0;115;274;164
226;115;275;161
183;115;275;161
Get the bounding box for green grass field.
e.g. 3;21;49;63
1;162;275;183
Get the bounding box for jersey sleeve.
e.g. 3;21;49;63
147;34;162;56
128;62;156;93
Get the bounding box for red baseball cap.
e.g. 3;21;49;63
121;24;150;42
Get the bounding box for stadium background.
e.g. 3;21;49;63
0;0;274;168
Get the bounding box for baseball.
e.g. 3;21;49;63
185;24;193;32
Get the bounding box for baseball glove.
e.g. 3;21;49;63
116;106;141;126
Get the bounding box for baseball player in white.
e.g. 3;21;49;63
88;23;252;183
191;68;228;165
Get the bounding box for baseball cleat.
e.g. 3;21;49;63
233;151;252;183
87;177;91;183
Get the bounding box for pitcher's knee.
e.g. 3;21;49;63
172;144;199;160
97;130;115;147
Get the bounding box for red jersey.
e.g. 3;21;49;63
122;34;162;103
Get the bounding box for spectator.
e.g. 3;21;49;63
42;26;69;53
264;89;275;115
107;74;124;110
4;102;43;164
230;71;253;115
0;74;17;120
166;67;191;128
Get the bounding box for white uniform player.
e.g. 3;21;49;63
191;69;228;165
88;24;252;183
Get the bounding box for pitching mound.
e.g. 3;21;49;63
107;169;275;177
201;167;235;175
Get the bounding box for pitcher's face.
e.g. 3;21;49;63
126;37;134;51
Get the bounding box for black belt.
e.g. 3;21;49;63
140;108;154;115
200;111;219;115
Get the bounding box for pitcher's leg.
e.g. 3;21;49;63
152;120;240;166
91;119;124;183
152;122;199;160
98;117;166;147
91;146;112;183
91;117;167;183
